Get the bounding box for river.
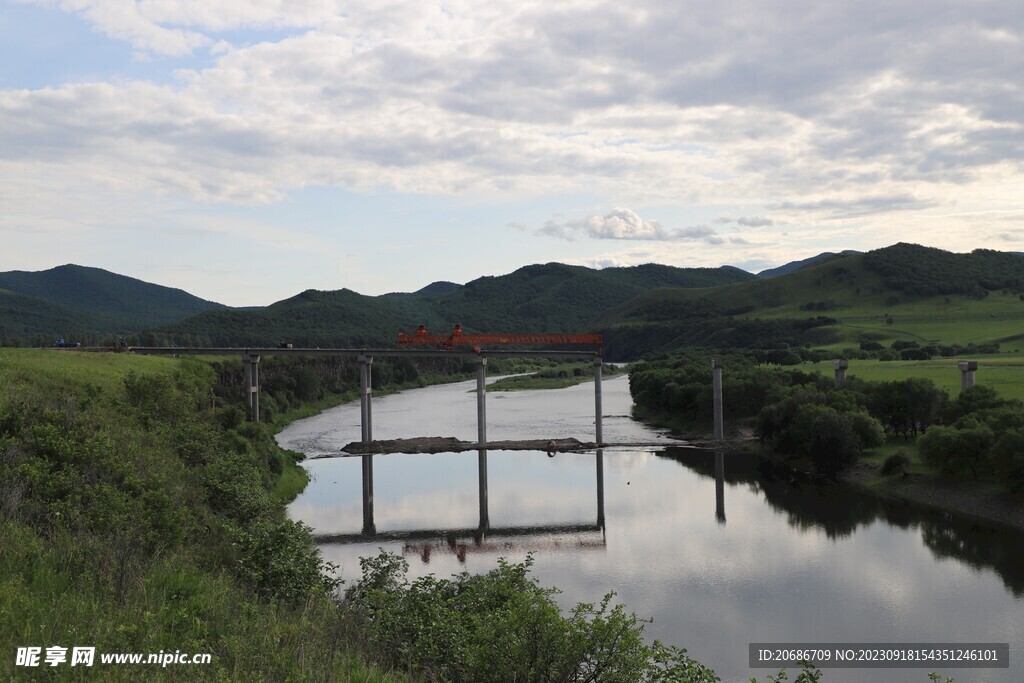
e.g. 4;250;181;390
278;375;1024;682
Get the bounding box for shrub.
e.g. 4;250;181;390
345;551;721;682
235;519;339;604
879;451;912;476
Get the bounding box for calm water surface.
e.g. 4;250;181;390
279;376;1024;683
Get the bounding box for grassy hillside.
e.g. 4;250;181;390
0;348;402;681
600;244;1024;357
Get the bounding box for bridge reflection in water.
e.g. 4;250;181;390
313;449;611;563
312;447;729;563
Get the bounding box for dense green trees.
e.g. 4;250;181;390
632;353;1024;492
863;243;1024;297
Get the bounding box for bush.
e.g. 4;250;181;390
236;519;339;604
345;551;721;682
879;451;912;476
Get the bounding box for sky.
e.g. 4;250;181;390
2;1;1023;306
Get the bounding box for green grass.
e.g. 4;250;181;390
802;354;1024;402
0;349;408;682
0;348;178;392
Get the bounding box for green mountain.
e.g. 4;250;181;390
757;250;861;279
0;264;226;334
598;244;1024;357
0;288;125;344
156;262;755;351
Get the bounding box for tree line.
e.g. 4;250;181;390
630;352;1024;492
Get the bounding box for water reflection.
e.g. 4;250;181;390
361;455;374;535
661;446;1024;597
319;449;608;564
283;377;1024;683
715;449;726;525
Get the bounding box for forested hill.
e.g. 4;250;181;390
156;262;754;348
598;244;1024;358
757;250;861;278
862;243;1024;296
0;288;125;344
0;264;226;329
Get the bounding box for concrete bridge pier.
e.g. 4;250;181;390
958;360;978;390
358;355;374;442
596;448;605;529
243;353;260;422
594;360;604;445
833;359;849;386
476;356;487;446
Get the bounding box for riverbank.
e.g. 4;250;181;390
632;403;1024;532
841;461;1024;531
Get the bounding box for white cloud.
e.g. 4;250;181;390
3;0;1024;295
538;208;716;242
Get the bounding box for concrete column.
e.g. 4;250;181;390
478;449;489;534
832;359;849;386
358;355;373;443
476;356;487;446
958;360;978;390
711;359;724;441
594;360;604;445
715;449;726;525
361;455;375;535
244;353;260;422
596;448;605;529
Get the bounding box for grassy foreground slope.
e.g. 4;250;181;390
0;349;401;681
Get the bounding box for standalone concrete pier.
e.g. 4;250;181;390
832;359;849;386
958;360;978;390
596;448;605;528
243;353;260;422
358;355;373;442
594;361;604;445
711;359;724;441
476;357;487;446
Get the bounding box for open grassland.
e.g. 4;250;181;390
0;348;179;391
715;272;1024;347
803;354;1024;402
817;290;1024;348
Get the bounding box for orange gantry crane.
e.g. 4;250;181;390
397;325;602;355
